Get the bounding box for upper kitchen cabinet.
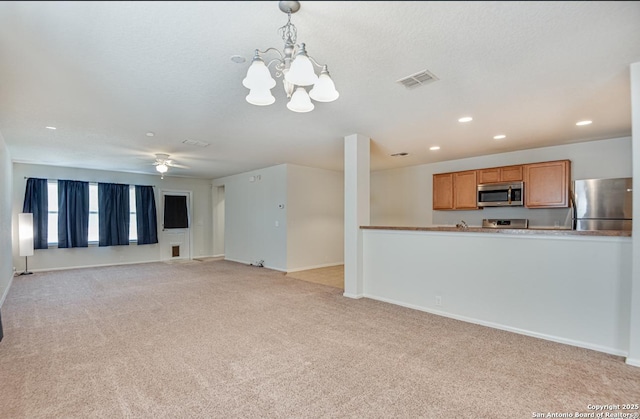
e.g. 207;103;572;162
433;171;478;210
478;165;523;184
433;173;454;210
453;170;479;209
524;160;571;208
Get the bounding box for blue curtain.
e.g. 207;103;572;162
98;183;130;247
22;178;48;249
135;185;158;245
58;180;89;248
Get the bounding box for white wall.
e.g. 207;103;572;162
213;165;288;271
212;185;225;257
628;62;640;366
0;132;13;307
12;163;213;271
286;164;343;271
371;137;632;228
213;163;344;272
363;229;632;356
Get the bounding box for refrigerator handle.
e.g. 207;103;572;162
569;189;577;230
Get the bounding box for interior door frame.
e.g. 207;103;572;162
160;189;193;261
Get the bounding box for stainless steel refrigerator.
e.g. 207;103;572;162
571;178;633;231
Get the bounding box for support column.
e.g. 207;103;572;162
628;62;640;367
344;134;370;298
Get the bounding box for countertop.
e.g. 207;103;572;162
360;226;631;237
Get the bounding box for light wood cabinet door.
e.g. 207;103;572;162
433;173;454;210
478;165;523;183
500;165;523;182
478;168;501;184
524;160;571;208
453;170;478;209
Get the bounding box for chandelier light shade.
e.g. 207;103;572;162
284;44;318;87
287;87;314;113
309;66;340;102
156;163;168;174
243;1;338;112
247;88;276;106
242;55;276;90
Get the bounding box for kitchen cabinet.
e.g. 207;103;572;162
478;165;523;184
433;173;454;210
453;171;478;209
433;171;478;210
524;160;571;208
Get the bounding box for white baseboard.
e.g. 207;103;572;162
286;262;344;273
25;259;163;273
211;254;225;258
363;293;628;358
223;257;287;272
0;272;15;308
626;358;640;368
343;292;363;299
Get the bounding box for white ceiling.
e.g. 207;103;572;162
1;1;639;179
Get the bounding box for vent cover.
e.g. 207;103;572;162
396;70;439;89
182;139;210;147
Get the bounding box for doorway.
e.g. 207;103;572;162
161;190;192;261
213;186;225;257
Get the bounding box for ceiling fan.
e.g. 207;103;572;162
152;153;187;178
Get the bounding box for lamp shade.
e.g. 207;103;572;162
156;163;168;174
19;213;34;257
246;88;276;106
309;69;339;102
242;56;276;90
286;87;314;113
284;45;318;87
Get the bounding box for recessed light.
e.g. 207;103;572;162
576;120;592;126
146;132;155;137
493;135;506;140
45;126;57;130
231;55;246;64
458;117;473;123
391;152;409;157
429;146;440;151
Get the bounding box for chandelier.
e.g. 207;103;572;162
242;1;339;113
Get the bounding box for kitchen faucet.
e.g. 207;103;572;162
456;220;468;230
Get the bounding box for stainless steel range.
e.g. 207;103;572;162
482;219;529;229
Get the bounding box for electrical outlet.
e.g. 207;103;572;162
435;296;442;306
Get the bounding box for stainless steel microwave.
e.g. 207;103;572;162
477;181;524;207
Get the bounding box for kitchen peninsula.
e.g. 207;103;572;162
359;225;632;357
363;225;631;236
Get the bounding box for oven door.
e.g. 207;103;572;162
477;182;524;207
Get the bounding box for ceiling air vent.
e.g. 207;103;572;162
396;70;439;89
182;139;210;147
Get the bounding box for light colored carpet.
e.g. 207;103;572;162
285;265;344;290
1;260;639;418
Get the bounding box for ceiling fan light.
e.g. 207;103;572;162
286;87;314;113
156;163;168;174
284;44;318;87
309;67;339;102
246;88;276;106
242;55;276;90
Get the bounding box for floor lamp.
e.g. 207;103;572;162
18;213;34;275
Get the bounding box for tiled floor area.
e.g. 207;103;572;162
285;265;344;290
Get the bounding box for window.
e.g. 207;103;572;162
129;186;137;241
88;183;98;243
47;180;58;245
47;181;138;245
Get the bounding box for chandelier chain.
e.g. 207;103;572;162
278;10;297;44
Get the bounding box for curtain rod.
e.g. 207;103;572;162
24;177;156;187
